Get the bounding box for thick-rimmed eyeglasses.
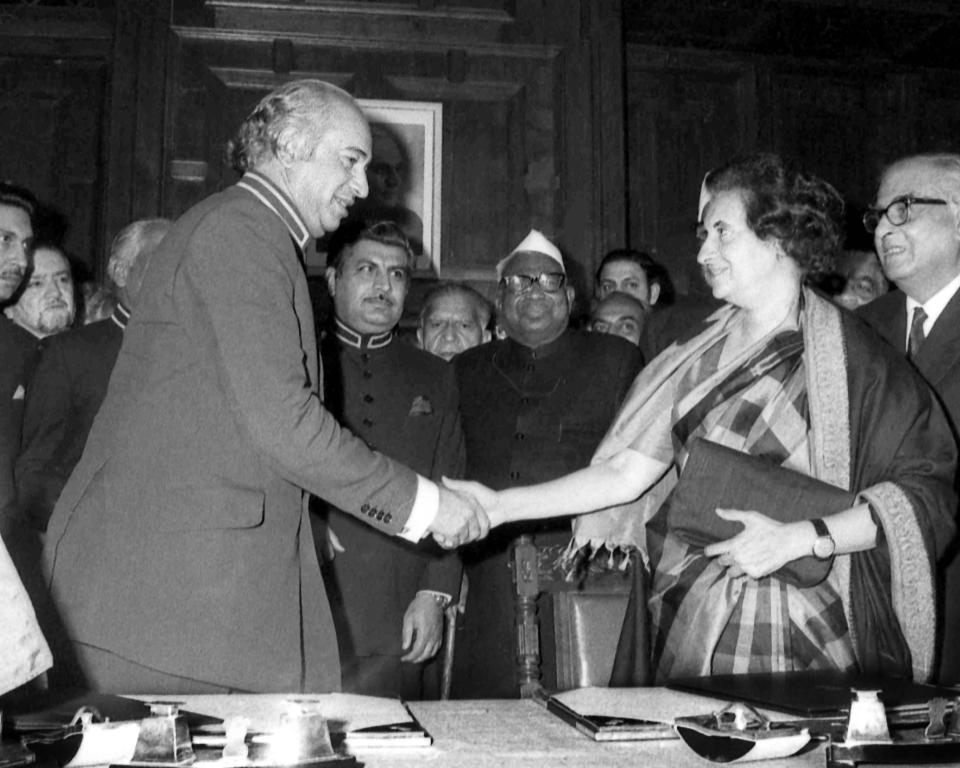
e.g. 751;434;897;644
863;195;948;233
500;272;566;293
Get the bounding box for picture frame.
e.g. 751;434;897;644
306;99;443;276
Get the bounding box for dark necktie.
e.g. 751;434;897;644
908;306;927;360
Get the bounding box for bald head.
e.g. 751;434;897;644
589;291;648;346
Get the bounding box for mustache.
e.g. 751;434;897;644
364;292;395;307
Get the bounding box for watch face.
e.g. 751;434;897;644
813;536;835;559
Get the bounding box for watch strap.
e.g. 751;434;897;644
811;518;830;538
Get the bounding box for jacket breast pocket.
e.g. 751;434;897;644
142;484;266;532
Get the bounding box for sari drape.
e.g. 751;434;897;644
569;288;957;682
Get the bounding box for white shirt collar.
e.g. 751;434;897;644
905;270;960;342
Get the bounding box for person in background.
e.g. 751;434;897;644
834;248;889;311
16;218;171;532
2;243;74;538
595;248;674;309
857;152;960;683
42;79;488;694
589;291;647;346
4;244;76;340
0;181;51;694
451;229;643;698
448;154;956;684
1;182;37;527
417;281;492;361
315;219;464;699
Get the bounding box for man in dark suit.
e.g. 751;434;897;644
315;220;463;699
1;183;37;534
451;230;644;697
857;153;960;684
16;218;170;531
42;79;488;694
0;181;51;693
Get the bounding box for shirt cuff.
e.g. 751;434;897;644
399;475;438;542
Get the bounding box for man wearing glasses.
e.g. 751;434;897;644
451;229;643;698
857;153;960;684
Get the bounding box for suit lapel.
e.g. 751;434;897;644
916;286;960;387
872;291;908;353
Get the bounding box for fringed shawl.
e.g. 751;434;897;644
569;287;947;680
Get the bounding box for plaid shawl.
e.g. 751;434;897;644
570;287;943;681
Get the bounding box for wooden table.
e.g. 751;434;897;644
146;692;828;768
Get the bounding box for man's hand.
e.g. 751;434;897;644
428;484;490;549
400;593;445;663
703;509;815;579
441;477;502;527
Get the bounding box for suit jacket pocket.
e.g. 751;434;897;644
140;484;266;532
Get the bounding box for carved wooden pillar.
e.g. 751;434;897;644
512;533;543;698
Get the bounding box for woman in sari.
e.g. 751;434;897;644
448;154;957;682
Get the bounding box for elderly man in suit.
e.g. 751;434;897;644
42;79;488;694
857;153;960;684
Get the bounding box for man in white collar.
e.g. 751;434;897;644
858;152;960;683
316;219;464;699
43;79;488;694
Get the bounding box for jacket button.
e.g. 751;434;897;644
515;432;524;441
363;394;374;403
361;503;370;513
376;511;384;521
369;507;377;517
384;513;392;523
363;370;372;379
362;418;373;427
509;470;520;480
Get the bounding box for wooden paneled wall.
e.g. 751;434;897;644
5;2;960;299
156;0;625;303
625;44;960;297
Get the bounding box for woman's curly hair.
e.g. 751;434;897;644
226;80;355;173
705;153;845;279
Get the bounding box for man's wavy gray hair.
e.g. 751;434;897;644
226;79;359;173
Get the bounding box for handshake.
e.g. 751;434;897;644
426;477;500;549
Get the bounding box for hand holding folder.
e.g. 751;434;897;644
664;438;856;587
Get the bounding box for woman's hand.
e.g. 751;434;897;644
703;509;816;579
442;477;504;528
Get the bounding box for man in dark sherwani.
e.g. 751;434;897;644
315;220;464;699
452;229;644;698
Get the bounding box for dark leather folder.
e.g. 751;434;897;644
665;438;856;587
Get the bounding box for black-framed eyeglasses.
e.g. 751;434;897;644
863;195;948;233
500;272;566;293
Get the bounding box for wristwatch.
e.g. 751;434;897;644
811;518;836;559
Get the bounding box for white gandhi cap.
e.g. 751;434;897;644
496;229;565;280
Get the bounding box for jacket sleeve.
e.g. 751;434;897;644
181;205;420;534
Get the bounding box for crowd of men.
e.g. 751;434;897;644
2;77;960;697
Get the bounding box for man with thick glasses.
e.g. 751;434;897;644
858;153;960;684
450;229;643;697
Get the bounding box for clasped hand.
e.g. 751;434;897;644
427;478;501;549
703;509;811;579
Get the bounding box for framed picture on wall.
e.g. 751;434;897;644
307;99;443;276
